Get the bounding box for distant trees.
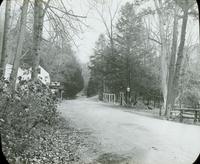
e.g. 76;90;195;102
88;0;199;113
81;63;90;95
88;2;162;105
40;42;84;98
62;67;84;98
87;34;108;99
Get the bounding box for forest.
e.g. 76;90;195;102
0;0;200;163
87;0;200;117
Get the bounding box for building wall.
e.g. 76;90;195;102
4;64;50;85
38;66;51;85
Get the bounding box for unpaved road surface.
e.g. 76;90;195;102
59;98;200;164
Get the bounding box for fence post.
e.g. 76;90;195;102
199;111;200;122
194;111;197;123
159;105;162;116
170;110;172;119
180;110;183;122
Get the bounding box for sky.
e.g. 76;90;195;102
68;0;132;63
69;0;106;63
67;0;199;64
0;0;130;64
0;0;199;64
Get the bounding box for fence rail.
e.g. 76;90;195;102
103;93;116;104
170;108;200;123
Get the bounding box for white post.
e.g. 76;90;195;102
112;94;114;103
61;90;63;100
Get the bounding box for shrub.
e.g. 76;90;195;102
0;78;59;162
179;89;200;108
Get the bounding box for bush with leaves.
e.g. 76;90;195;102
0;78;59;162
179;90;200;108
177;70;200;108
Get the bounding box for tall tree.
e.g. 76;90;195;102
170;1;190;111
9;0;29;91
0;0;11;77
164;0;195;117
88;2;161;104
196;0;200;43
154;0;168;113
90;0;121;94
31;0;84;81
166;4;179;115
31;0;45;80
115;2;145;104
88;34;108;99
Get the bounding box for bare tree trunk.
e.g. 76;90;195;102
31;0;50;81
0;5;5;60
31;0;44;80
165;5;179;116
154;0;168;115
9;0;29;91
171;7;189;109
196;0;200;44
0;0;11;77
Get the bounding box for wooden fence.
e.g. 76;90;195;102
103;93;116;104
170;108;200;123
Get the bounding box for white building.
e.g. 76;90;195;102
37;66;51;85
5;64;50;85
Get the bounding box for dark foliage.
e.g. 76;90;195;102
0;78;59;162
62;67;84;99
87;2;162;104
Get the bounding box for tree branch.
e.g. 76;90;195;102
148;37;162;45
48;5;87;18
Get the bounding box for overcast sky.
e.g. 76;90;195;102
0;0;198;64
69;0;133;63
68;0;199;64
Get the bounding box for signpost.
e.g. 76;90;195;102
126;87;131;106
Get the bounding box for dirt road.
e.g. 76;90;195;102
59;98;200;164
